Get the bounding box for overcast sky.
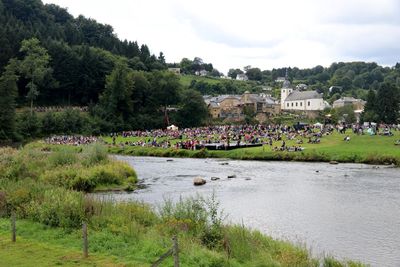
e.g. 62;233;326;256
42;0;400;74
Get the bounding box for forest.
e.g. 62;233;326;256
0;0;399;142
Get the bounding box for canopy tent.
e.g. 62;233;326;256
167;125;178;131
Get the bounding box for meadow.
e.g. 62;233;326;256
0;143;366;266
105;131;400;166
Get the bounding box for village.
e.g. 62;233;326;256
202;70;366;123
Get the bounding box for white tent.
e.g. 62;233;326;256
314;122;323;128
167;125;178;131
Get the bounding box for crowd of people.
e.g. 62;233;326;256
44;123;399;150
34;106;89;112
108;123;347;151
45;135;98;146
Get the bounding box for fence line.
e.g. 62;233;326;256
82;222;88;258
7;216;180;265
11;212;16;242
151;235;180;267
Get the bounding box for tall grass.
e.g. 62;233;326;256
0;182;365;266
0;142;367;266
0;143;136;192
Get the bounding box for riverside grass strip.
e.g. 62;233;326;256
105;131;400;166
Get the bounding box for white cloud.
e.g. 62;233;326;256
42;0;400;74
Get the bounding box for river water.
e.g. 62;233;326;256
106;156;400;266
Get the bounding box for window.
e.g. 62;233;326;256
291;103;294;107
308;101;310;106
296;102;298;107
300;102;302;106
283;90;285;93
287;103;289;107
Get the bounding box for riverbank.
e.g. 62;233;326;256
107;131;400;166
0;143;366;266
0;143;137;192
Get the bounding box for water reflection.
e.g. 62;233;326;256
103;156;400;267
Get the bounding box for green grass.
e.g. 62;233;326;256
0;143;368;266
0;235;126;267
0;143;137;192
105;131;400;165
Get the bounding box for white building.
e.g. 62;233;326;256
195;70;208;76
280;75;326;111
236;73;248;81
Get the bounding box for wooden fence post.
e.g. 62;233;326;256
172;235;179;267
82;222;88;258
11;211;16;242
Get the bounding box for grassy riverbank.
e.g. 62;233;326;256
0;143;137;192
106;131;400;165
0;143;366;266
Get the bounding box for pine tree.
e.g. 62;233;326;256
0;59;19;140
361;89;379;122
376;83;400;123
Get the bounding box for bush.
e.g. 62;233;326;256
159;193;225;249
26;187;85;228
40;167;78;188
48;149;78;167
70;170;97;192
82;143;109;165
16;111;41;138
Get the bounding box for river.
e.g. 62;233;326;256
104;156;400;266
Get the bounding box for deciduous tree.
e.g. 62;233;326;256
18;38;52;114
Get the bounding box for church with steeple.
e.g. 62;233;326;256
280;69;328;111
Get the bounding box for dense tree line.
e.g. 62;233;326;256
0;38;209;141
225;62;400;103
361;84;400;124
0;0;166;106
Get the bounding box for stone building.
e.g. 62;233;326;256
204;91;280;122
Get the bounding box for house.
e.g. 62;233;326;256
204;92;280;122
280;73;327;111
333;97;366;123
332;97;366;110
275;77;286;82
168;68;181;75
296;84;308;90
236;74;248;81
329;86;343;93
195;70;208;76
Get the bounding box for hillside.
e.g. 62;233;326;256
0;0;166;105
180;74;266;96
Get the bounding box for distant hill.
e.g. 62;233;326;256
1;0;399;106
0;0;166;105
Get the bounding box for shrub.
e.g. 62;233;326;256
27;187;85;228
48;149;78;167
0;191;6;216
16;111;41;138
40;167;78;188
71;170;97;192
159;193;225;249
82;143;108;166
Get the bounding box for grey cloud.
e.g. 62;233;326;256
170;5;282;49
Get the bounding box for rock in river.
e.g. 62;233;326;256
211;177;220;181
193;177;207;186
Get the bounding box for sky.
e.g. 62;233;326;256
42;0;400;74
